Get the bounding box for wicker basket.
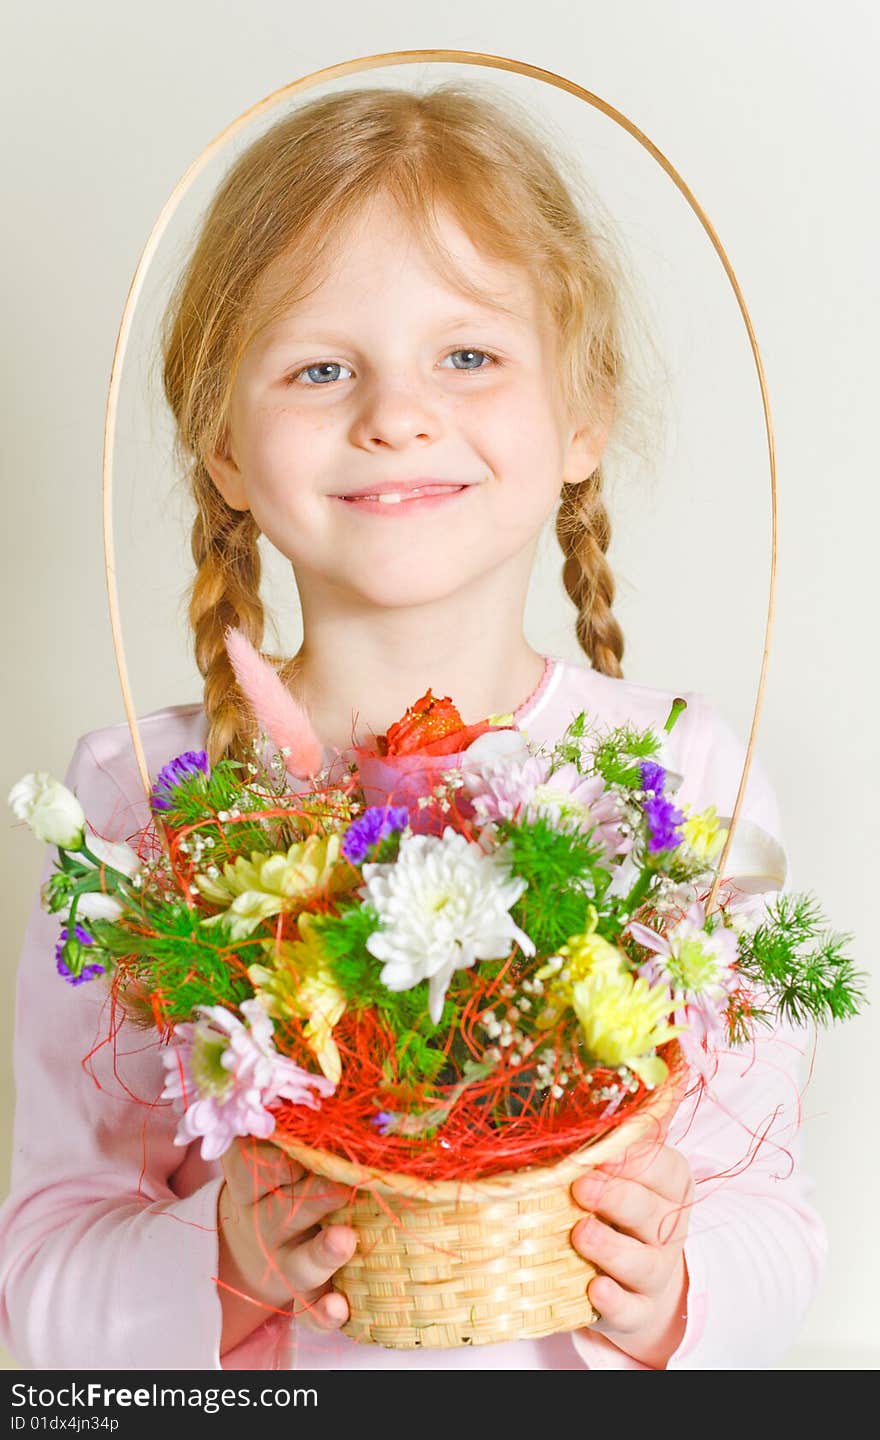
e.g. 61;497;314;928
274;1047;688;1349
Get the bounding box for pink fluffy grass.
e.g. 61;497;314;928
223;626;325;780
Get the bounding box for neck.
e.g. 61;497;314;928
280;568;546;755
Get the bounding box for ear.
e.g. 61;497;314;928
203;433;250;513
561;394;614;487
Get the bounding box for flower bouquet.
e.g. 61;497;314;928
9;631;865;1348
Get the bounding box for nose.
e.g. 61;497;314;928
350;376;440;449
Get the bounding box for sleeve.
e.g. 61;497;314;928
0;733;291;1371
570;692;828;1370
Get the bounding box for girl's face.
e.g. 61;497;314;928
206;192;605;610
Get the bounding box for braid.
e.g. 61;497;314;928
555;465;624;679
188;463;278;767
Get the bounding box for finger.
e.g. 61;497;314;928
293;1286;351;1333
260;1173;353;1239
224;1221;357;1313
571;1213;676;1299
587;1274;654;1337
587;1142;693;1205
282;1223;358;1297
571;1172;693;1248
221;1137;307;1205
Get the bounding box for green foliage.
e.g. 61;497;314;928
548;709;602;773
496;814;615;951
735;892;867;1028
390;1027;454;1084
308;906;454;1082
90;900;255;1023
209;822;280;863
591;725;664;790
725;992;775;1048
308;902;383;982
158;757;302;853
43;870;81;915
367;828;404;865
156;759;249;826
550;713;672;790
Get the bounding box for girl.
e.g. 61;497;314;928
0;81;826;1371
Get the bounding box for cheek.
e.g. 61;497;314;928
247;406;317;482
479;392;566;515
238;408;330;530
478;383;563;463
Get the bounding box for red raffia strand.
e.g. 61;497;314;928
75;768;799;1198
269;1003;692;1183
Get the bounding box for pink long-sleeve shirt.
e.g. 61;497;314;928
0;654;827;1370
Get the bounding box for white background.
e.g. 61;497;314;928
1;0;877;1369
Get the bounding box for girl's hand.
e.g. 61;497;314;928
216;1136;357;1357
571;1140;694;1368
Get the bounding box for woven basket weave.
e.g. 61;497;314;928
275;1046;688;1349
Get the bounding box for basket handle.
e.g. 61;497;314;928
102;49;777;916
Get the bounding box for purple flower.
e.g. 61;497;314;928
370;1110;398;1135
149;750;210;812
644;793;686;853
639;760;666;794
55;922;106;985
341;804;409;865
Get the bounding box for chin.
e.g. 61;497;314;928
340;564;483;611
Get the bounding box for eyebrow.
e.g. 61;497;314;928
443;307;529;328
266;304;530;346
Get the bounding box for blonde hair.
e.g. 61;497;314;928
161;80;662;767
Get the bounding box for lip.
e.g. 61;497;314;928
334;479;471;498
332;485;471;516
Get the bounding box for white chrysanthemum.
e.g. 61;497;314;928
359;825;536;1024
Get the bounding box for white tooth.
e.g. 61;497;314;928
377;493;404;503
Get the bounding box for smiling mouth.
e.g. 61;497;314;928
337;484;468;503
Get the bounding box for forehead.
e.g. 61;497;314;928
251;192;542;334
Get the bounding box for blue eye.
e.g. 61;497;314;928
288;347;499;386
292;361;353;386
441;348;498;372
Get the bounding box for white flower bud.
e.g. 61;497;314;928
8;773;85;849
71;893;125;922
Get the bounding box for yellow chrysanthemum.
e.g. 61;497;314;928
535;906;628;1029
571;968;685;1089
680;803;725;865
248;913;346;1083
194;833;358;940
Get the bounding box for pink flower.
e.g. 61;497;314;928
626;900;739;1076
459;740;630;863
159;997;335;1161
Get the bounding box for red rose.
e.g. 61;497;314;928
353;691;516;836
382;689;509;759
